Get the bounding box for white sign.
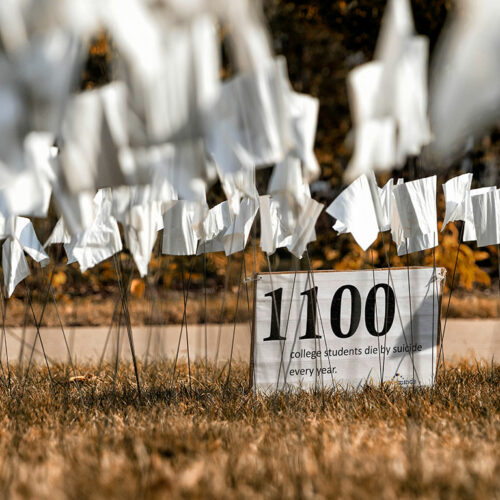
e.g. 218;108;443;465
253;268;445;391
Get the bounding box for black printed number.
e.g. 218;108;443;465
330;285;362;339
263;283;396;341
263;288;285;341
299;287;321;340
365;284;395;337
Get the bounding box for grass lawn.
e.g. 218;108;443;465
0;361;497;499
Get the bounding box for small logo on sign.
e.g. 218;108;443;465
393;372;416;386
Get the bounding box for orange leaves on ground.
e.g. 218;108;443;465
52;271;67;288
130;279;146;298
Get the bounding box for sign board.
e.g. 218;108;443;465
252;267;445;391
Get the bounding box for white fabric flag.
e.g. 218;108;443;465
23;136;99;236
430;0;500;159
104;6;220;146
392;175;438;255
162;200;205;256
44;218;72;247
287;90;320;182
111;185;171;277
222;197;259;255
208;57;319;207
390;178;405;249
1;216;50;297
66;228;122;273
218;0;274;72
470;188;500;247
366;171;389;231
442;173;473;230
44;219;76;266
287;198;323;259
268;155;314;236
124;203;164;277
207;57;291;173
65;190;123;272
374;0;419;114
393;35;431;165
345;63;397;181
59;82;132;194
2;238;30;298
326;175;380;251
214;166;258;217
196;201;233;254
52;189;96;237
379;178;395;231
344;0;430;182
135;139;209;205
340;176;395;235
46;190;122;271
10;217;50;266
0;10;84;179
463;186;496;242
259;195;275;255
258;195;291;255
0;132;53;218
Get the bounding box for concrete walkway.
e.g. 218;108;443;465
0;319;497;365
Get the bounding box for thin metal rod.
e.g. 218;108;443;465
305;249;335;390
275;259;298;390
170;258;195;388
437;222;464;376
180;259;192;393
49;284;86;408
0;289;12;393
431;235;437;385
380;232;420;382
214;230;236;369
225;254;245;385
18;268;56;400
28;284;55;386
144;237;163;368
405;240;419;386
113;253;142;399
203;250;208;371
370;247;384;385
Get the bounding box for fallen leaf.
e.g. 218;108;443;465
130;279;146;298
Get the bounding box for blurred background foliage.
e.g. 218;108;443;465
25;0;499;306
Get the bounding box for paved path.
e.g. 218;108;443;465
439;319;499;363
0;319;497;365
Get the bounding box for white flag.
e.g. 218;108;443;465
442;173;473;230
392;175;438;255
470;188;500;247
326;175;379;251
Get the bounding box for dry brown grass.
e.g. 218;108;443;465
1;290;251;327
0;361;497;499
447;295;500;319
2;290;499;327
